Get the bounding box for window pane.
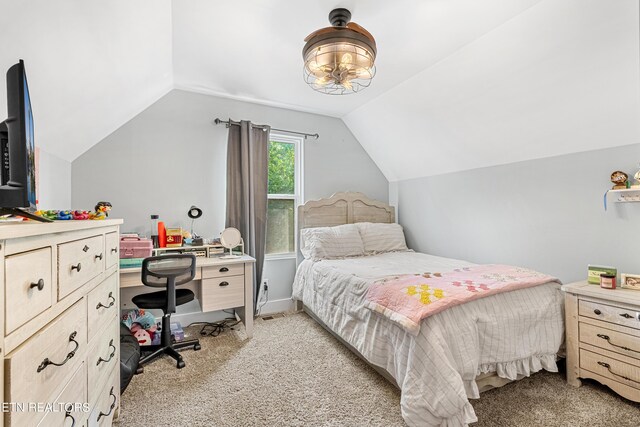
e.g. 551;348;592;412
266;199;295;254
268;141;295;194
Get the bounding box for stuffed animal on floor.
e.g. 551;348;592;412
122;309;158;346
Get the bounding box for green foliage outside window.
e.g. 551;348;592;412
268;141;295;194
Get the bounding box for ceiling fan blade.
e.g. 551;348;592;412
304;26;338;42
346;22;375;43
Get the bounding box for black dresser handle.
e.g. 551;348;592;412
111;247;118;254
596;334;640;353
37;331;79;373
97;340;116;366
620;313;633;319
219;281;229;287
597;361;640;384
97;387;117;422
71;263;82;272
64;407;76;427
593;309;601;315
95;253;103;261
96;292;115;310
30;278;45;291
219;267;229;272
82;245;89;252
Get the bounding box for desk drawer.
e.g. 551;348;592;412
202;263;244;279
202;275;244;311
5;247;53;334
105;231;119;269
37;362;87;427
59;235;105;299
579;300;640;330
88;365;119;427
87;319;119;404
580;322;640;360
6;299;87;410
580;348;640;390
87;272;118;339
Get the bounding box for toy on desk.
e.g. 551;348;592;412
72;210;91;220
90;201;112;220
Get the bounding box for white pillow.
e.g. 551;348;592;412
356;222;408;253
300;224;365;260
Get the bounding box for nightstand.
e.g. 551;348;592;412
562;281;640;402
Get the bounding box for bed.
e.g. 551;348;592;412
292;192;565;427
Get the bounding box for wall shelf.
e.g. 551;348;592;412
608;187;640;203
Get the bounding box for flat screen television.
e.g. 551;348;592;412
0;60;50;222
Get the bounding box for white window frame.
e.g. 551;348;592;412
266;132;304;260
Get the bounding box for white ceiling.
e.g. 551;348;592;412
0;0;173;161
1;0;637;181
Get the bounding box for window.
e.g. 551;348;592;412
266;133;303;257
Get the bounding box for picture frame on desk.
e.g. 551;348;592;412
620;273;640;291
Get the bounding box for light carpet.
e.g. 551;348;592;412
116;312;639;427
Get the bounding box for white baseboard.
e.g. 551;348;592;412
257;298;296;315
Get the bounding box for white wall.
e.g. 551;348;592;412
38;149;71;210
72;89;388;318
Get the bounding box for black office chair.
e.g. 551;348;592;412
132;254;201;369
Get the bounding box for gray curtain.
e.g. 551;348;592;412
225;120;269;313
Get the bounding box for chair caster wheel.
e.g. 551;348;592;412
194;343;201;351
135;367;144;375
177;360;185;369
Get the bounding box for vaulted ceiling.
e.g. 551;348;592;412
1;0;637;182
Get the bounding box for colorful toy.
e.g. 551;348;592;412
56;210;73;220
72;210;91;220
90;201;112;220
133;328;152;346
35;210;59;221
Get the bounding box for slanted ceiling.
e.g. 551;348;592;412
0;0;638;182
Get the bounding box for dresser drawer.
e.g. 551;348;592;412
6;300;87;412
105;231;119;269
202;275;244;311
580;322;640;360
87;319;119;404
37;362;88;427
580;348;640;390
87;272;118;339
88;365;119;427
202;263;244;279
58;235;105;299
5;247;53;334
579;299;640;330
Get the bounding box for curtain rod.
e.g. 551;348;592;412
213;118;319;140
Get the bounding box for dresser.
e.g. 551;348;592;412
0;219;123;427
563;281;640;402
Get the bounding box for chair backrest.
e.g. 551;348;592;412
141;254;196;288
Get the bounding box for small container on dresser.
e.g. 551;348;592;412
562;281;640;402
0;220;123;427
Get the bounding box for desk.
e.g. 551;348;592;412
120;255;255;338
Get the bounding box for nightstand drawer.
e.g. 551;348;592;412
580;348;640;390
201;275;244;311
5;247;53;334
579;322;640;360
579;299;640;330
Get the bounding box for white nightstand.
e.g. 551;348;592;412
562;281;640;402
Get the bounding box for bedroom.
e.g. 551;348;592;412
0;0;638;426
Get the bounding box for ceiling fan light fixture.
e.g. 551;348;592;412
303;8;377;95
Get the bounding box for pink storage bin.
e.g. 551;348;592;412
120;236;153;259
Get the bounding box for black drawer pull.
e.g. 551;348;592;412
82;245;89;252
97;387;117;422
111;247;118;254
597;334;640;353
30;278;45;291
64;406;76;427
219;267;229;272
593;309;601;315
71;263;82;272
96;292;115;310
95;253;103;261
97;340;116;366
37;331;79;373
219;281;229;287
620;313;633;319
597;361;640;384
